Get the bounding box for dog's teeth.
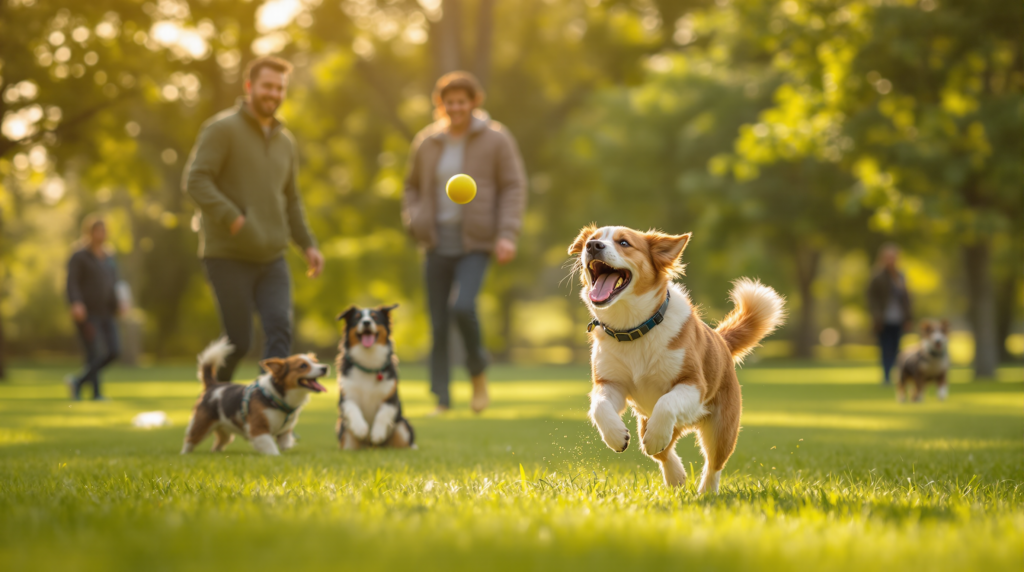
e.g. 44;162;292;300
615;276;623;289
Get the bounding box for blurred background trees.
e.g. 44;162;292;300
1;0;1021;378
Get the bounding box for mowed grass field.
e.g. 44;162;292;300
0;362;1021;572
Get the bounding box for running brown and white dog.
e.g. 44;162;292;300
335;305;415;449
896;319;951;403
569;225;785;493
181;338;328;455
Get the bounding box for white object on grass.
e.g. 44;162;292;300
132;411;171;429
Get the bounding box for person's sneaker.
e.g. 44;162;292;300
471;373;490;414
64;375;80;401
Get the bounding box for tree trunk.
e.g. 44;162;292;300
964;241;999;379
794;247;820;359
0;302;5;380
473;0;495;88
0;206;6;380
432;0;463;78
995;271;1017;362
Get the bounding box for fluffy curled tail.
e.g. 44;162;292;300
715;278;786;362
197;337;234;389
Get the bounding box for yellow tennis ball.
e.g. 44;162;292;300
446;174;477;205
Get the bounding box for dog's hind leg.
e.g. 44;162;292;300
339;429;363;450
696;376;742;494
211;427;234;452
181;409;216;454
387;419;415;449
638;416;686;487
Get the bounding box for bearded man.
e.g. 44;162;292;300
183;56;324;380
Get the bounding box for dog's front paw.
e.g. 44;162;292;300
349;417;370;440
369;425;389;446
641;413;674;456
596;417;630;453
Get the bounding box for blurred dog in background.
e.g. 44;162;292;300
896;319;950;402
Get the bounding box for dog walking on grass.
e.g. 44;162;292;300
181;338;328;455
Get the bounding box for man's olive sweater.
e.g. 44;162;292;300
183;99;316;263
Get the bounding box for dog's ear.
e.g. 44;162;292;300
260;357;288;377
940;319;949;333
379;303;399;314
568;224;598;256
646;231;691;278
336;305;360;323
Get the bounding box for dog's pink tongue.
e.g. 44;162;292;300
590;272;621;303
360;334;376;348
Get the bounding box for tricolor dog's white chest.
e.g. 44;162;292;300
341;370;397;421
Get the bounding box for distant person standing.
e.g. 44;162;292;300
401;71;527;414
184;56;324;381
868;244;913;384
66;215;120;400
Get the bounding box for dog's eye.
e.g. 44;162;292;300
618;240;630;247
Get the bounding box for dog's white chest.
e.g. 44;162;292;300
918;355;948;378
342;370;397;420
261;407;301;436
592;339;686;416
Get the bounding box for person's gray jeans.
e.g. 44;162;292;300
203;257;292;381
426;251;489;407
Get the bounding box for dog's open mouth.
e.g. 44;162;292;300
587;260;631;305
300;378;327;393
358;330;377;348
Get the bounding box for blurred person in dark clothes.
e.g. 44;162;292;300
867;244;913;385
66;214;121;400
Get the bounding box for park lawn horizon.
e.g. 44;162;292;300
0;363;1021;571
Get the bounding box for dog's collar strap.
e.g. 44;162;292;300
242;381;297;423
343;352;391;381
588;291;671;342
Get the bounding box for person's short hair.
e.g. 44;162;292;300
80;213;105;237
432;71;485;115
875;242;900;268
245;56;293;84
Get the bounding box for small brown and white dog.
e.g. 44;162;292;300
335;305;415;449
181;338;328;455
896;319;951;402
569;225;785;493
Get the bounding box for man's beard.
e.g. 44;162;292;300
255;96;280;118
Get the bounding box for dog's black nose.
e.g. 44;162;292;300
586;240;605;254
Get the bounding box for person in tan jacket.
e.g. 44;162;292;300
401;71;527;414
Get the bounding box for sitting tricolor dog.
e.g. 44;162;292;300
569;225;785;493
181;338;328;455
335;305;415;449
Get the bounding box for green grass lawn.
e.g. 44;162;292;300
1;362;1021;571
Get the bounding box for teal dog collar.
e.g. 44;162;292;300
587;290;671;342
